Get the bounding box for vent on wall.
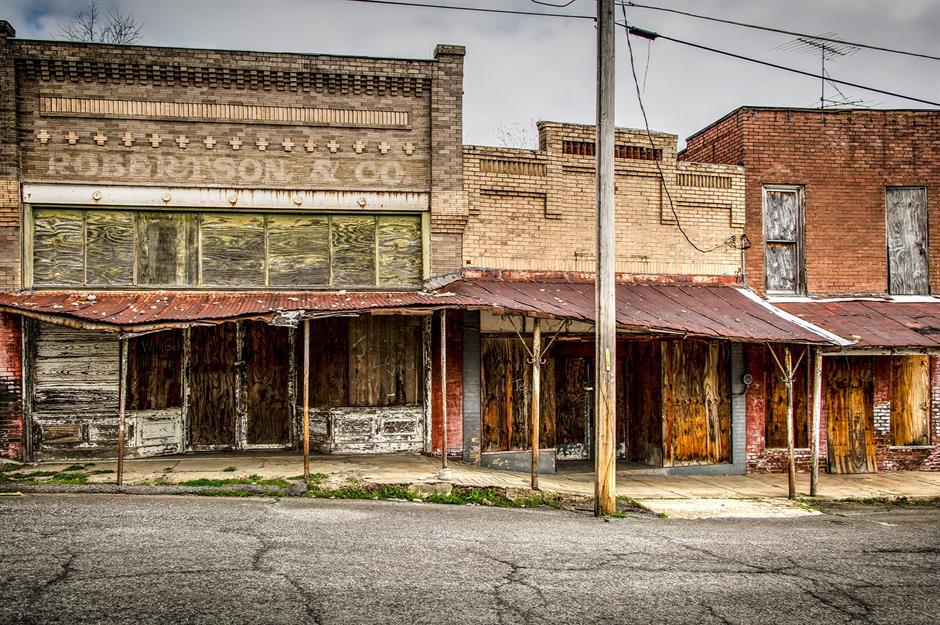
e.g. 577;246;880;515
479;158;546;177
676;173;733;189
563;140;662;161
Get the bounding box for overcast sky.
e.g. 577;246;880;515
5;0;939;149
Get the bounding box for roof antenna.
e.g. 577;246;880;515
773;32;869;108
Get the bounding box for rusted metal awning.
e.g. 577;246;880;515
775;298;940;349
0;290;477;332
442;276;842;344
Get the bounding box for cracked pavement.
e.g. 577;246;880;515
1;495;938;624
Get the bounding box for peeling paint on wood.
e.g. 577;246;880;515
311;405;424;454
886;187;929;295
199;214;266;287
85;211;135;286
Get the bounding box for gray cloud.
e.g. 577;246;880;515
4;0;938;148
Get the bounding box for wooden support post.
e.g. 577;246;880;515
422;315;433;453
439;310;451;479
234;320;247;449
303;319;310;482
810;347;823;497
181;327;191;452
785;346;797;499
594;0;617;517
530;318;541;490
117;335;128;487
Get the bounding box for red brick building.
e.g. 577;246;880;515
682;107;940;474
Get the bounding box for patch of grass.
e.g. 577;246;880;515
656;512;669;519
162;467;174;473
88;469;114;475
222;466;237;472
176;474;291;488
61;464;88;472
195;488;257;498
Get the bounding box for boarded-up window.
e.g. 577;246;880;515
890;355;931;446
127;330;183;410
136;213;198;287
85;211;135;286
886;187;929;295
765;350;810;448
32;209;85;286
763;187;803;294
32;209;423;289
299;316;422;408
267;215;331;286
199;214;266;287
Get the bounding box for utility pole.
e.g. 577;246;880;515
594;0;617;517
530;318;541;491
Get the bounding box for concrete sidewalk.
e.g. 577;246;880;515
5;452;939;518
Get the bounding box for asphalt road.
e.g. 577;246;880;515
1;495;938;625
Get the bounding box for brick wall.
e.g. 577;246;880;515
463;122;745;277
0;23;21;291
0;312;23;461
682;108;940;295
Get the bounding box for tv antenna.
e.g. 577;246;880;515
773;32;868;108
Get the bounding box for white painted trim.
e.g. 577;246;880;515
23;183;429;212
768;295;940;304
735;287;852;346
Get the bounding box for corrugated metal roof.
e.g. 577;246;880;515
443;278;835;344
776;300;940;348
0;290;477;331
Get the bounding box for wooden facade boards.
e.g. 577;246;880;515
890;355;931;446
886;187;929;295
826;356;877;474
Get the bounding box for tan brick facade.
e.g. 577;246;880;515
681;107;940;296
463;122;745;277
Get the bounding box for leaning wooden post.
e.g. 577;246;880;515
439;310;451;480
303;319;311;482
810;347;823;497
530;318;542;491
116;335;128;487
784;346;796;499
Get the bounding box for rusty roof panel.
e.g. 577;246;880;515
0;290;477;330
776;300;940;348
444;279;834;343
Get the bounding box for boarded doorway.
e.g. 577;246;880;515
554;356;593;460
189;324;237;447
244;321;291;446
826;356;877;474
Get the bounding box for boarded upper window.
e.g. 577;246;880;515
763;187;804;294
886;187;929;295
31;209;424;290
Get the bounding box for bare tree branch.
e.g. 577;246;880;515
57;0;143;44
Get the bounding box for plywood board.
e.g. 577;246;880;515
890;355;930;446
377;216;422;287
32;209;84;286
245;321;291;445
331;216;376;287
136;212;198;286
765;350;810;448
826;356;877;474
85;210;135;286
127;330;183;411
199;214;265;286
189;324;236;447
886;187;929;295
267;215;331;287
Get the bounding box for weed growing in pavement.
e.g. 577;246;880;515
176;475;291;488
222;466;237;472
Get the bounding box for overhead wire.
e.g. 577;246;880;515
620;4;734;254
344;0;594;19
618;1;940;61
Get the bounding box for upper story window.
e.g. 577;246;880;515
762;186;804;294
886;187;929;295
29;208;424;290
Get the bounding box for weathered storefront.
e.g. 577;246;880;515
0;23;469;462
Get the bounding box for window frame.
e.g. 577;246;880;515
762;185;806;295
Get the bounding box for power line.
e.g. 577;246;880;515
627;27;940;107
619;2;940;62
344;0;595;19
620;5;733;254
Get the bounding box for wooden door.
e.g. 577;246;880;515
245;322;291;446
890;356;930;446
189;324;237;447
826;357;877;474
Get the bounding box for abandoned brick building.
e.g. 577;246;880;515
0;24;936;478
683;107;940;474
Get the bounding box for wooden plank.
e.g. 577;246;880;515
377;215;422;287
347;316;422;407
304;317;349;407
244;321;291;445
32;209;84;286
826;356;877;474
85;211;135;286
624;340;663;466
136;212;198;286
331;216;376;287
267;215;331;286
188;324;237;447
126;330;183;411
199;213;265;286
766;353;810;448
481;337;534;452
886;187;929;295
890;355;930;446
